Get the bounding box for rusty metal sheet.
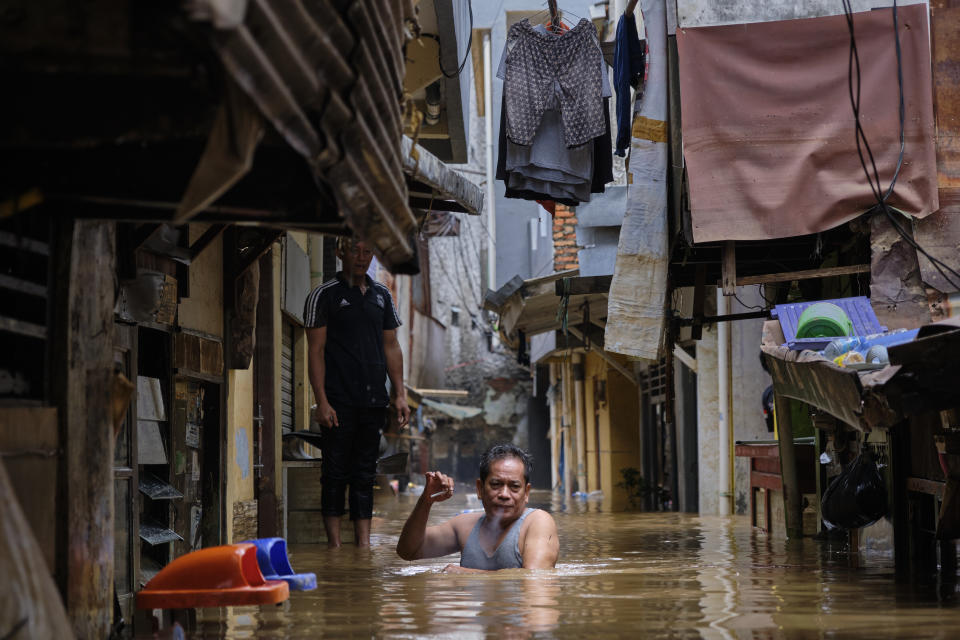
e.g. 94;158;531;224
932;6;960;188
195;0;420;272
677;5;938;242
761;347;865;429
869;213;932;330
914;205;960;293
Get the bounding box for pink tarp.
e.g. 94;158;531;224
677;5;938;243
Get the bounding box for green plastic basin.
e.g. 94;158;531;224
795;302;854;339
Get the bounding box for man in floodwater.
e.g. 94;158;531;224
396;443;559;572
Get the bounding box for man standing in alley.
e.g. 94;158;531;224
304;236;410;548
396;443;559;571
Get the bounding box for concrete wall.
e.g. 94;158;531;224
696;286;773;516
582;351;641;510
696;305;719;515
730;287;774;515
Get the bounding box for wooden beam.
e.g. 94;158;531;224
907;477;945;499
672;344;697;373
774;392;803;540
50;220;116;637
678;310;769;326
411;388;470;398
0;230;49;255
692;264;706;340
554;275;613;296
721;240;736;296
728;264;871;287
130;223;163;252
235;230;283;277
0;315;47;339
567;326;638;385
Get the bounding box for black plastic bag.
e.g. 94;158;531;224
820;448;887;530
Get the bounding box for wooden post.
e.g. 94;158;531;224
889;423;912;580
51;220;116;638
774;392;803;539
573;354;587;494
691;265;706;340
721;241;737;296
548;363;559;490
561;360;573;496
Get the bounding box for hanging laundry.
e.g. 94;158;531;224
495;16;612;208
613;11;646;156
496;93;613;206
503;19;605;147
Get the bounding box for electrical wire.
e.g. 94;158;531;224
841;0;960;291
432;0;474;79
733;291;766;312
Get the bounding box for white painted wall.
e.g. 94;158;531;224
697;286;774;516
730;286;774;515
696;311;719;515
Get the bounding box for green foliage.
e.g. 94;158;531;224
616;467;670;510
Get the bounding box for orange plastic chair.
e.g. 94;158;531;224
136;544;289;609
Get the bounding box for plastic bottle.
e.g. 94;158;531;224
822;336;863;360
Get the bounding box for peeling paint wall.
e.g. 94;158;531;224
225;364;254;543
697;307;719;515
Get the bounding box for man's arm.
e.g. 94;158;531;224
306;327;337;427
383;328;410;426
520;511;559;569
396;471;461;560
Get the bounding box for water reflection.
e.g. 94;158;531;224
184;489;960;639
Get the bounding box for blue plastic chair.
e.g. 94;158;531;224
242;537;317;591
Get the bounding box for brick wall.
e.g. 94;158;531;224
553;204;579;272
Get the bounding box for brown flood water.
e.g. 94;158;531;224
190;489;960;639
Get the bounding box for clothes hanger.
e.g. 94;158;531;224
528;0;586;33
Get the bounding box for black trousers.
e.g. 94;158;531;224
320;405;385;520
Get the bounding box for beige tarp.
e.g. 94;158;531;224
605;0;670;360
677;4;938;242
0;460;74;639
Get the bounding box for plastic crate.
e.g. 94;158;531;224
771;296;886;351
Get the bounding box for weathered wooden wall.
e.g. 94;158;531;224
50;220;116;638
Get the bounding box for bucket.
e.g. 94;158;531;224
795;302;854;339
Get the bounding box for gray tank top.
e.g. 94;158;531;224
460;508;536;570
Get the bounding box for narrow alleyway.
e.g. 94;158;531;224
187;491;960;639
